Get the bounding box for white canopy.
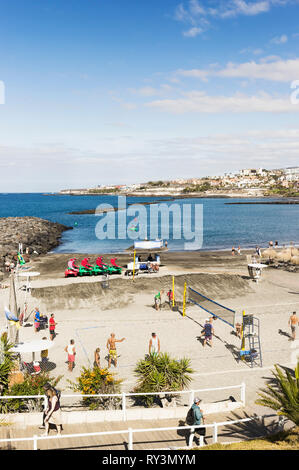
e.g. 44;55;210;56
17;272;40;278
248;264;268;269
12;339;54;354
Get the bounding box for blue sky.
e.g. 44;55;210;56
0;0;299;191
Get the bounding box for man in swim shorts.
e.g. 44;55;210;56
289;312;299;341
202;318;214;347
106;333;126;368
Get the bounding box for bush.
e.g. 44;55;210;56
133;352;194;406
68;366;122;410
1;372;62;413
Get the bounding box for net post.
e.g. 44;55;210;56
241;310;246;361
183;282;187;317
132;250;136;281
172;275;175;307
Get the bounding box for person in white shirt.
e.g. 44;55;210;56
149;333;160;355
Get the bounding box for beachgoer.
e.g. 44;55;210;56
154;290;163;310
190;398;206;445
41;388;62;436
237;246;241;255
275;241;278;248
49;314;57;341
255;246;261;257
167;289;173;306
149;333;160;355
34;307;41;333
41;337;49;367
231;246;236;256
147;253;154;262
39;383;52;430
289;312;299;341
65;340;76;372
235;323;242;339
94;348;101;368
269;241;273;248
202;318;214;347
106;333;125;368
165;240;168;249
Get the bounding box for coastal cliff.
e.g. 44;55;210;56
0;217;72;270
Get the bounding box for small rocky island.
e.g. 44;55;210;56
0;217;72;271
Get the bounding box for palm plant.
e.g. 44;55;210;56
0;333;15;394
256;361;299;426
133;352;194;406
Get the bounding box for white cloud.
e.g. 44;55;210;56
174;0;291;36
270;34;288;44
146;90;298;113
176;58;299;82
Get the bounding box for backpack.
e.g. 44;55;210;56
186;406;195;426
53;387;61;400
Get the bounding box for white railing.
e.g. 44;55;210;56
0;414;285;450
0;383;246;421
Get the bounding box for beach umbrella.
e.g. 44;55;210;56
8;274;19;344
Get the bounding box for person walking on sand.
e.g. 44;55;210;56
149;332;160;355
289;312;299;341
41;388;62;437
94;348;101;368
40;337;49;368
49;313;57;341
106;333;125;368
154;290;163;311
202;318;214;347
65;339;76;372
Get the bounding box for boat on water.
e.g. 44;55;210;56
133;239;163;250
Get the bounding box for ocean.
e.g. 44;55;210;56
0;193;298;253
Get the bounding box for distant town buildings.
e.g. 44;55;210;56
59;166;299;195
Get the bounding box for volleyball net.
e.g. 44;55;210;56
188;287;236;327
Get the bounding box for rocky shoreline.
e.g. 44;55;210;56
0;217;72;272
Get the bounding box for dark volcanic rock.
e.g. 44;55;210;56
0;217;72;269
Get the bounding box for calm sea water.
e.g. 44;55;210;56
0;193;298;253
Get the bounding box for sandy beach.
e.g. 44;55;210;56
1;249;298;416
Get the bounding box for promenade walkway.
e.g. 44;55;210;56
0;409;283;450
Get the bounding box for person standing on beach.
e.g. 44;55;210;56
65;340;76;372
289;312;299;341
41;337;49;368
149;333;160;355
202;318;214;347
34;307;40;333
94;348;101;368
106;333;125;368
49;314;57;341
154;290;163;310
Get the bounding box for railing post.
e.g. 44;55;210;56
122;393;127;421
188;427;195;448
213;422;218;444
278;416;285;432
33;435;38;450
240;382;246;406
128;428;133;450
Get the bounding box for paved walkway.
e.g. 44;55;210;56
0;409;283;450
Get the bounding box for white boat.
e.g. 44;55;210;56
133;239;163;250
